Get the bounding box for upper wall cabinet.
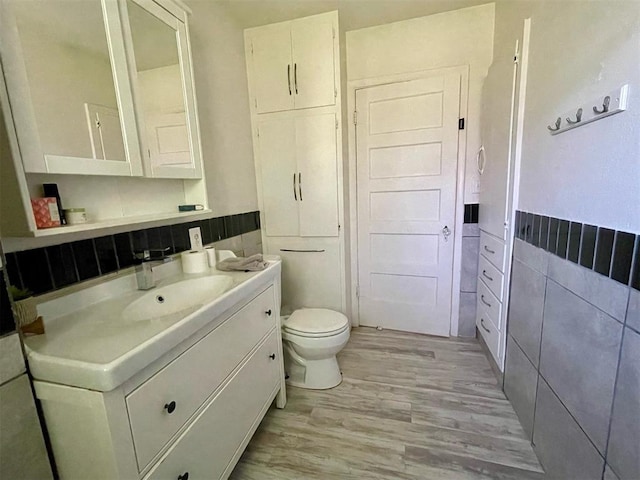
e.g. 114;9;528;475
0;0;202;179
245;12;338;114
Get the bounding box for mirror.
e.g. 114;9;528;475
127;0;192;170
10;0;127;163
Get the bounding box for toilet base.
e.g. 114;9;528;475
284;348;343;390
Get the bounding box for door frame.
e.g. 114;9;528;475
347;65;469;335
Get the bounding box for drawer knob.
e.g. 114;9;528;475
265;309;272;316
482;270;494;282
269;353;276;360
178;472;189;480
164;401;176;414
484;245;496;254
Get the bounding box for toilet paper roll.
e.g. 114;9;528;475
205;246;217;268
181;250;208;274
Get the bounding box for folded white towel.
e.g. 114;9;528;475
216;253;268;272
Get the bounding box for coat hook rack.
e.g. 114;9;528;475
566;108;583;125
593;95;610;114
547;117;561;132
548;84;629;136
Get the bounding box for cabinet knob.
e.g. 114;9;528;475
164;401;176;414
178;472;189;480
265;309;272;316
269;353;276;360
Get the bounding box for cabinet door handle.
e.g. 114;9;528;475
298;172;302;201
164;401;176;414
269;353;276;360
480;295;492;308
294;63;298;94
484;245;495;254
480;318;491;333
287;64;292;95
293;173;297;201
265;309;272;316
482;270;494;282
178;472;189;480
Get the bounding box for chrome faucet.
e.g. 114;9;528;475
133;248;171;290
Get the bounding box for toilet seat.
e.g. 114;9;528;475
282;308;349;338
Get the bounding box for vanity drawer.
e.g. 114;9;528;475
478;255;504;302
480;231;505;271
476;307;500;365
127;286;276;471
144;331;281;480
477;279;503;329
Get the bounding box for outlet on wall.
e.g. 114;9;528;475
188;227;203;251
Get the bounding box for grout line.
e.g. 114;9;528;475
601;316;628;479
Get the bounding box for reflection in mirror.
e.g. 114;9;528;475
127;0;191;168
11;0;126;161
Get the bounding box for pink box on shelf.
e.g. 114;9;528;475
31;197;61;229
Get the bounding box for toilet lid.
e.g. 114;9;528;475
283;308;349;334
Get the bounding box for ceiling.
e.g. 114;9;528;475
214;0;494;31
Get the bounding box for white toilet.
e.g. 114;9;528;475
281;308;350;390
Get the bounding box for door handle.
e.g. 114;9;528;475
482;270;494;282
442;225;451;242
294;63;298;94
287;64;292;95
298;172;302;201
484;245;495;254
293;173;297;201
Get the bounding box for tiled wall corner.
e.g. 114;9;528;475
505;211;639;480
458;222;479;337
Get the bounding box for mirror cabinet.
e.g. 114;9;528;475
0;0;208;239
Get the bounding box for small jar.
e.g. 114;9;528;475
64;208;88;225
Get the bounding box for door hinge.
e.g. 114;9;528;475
458;118;465;130
353;111;357;125
514;53;519;64
251;42;254;55
334;87;337;99
256;127;260;138
356;285;360;298
335;118;339;129
254;98;257;109
147;149;151;159
332;26;335;39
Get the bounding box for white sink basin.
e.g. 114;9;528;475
123;275;233;322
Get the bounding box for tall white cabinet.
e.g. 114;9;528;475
476;20;530;370
245;11;345;313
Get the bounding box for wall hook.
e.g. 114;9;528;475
593;96;610;114
566;108;583;125
547;117;561;132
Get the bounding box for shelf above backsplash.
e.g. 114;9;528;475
2;209;213;252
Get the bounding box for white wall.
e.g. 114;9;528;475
496;0;640;233
346;3;496;204
186;0;259;217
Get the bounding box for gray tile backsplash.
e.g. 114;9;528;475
540;280;622;453
606;328;640;480
508;259;546;367
504;337;537;440
505;237;637;480
458;224;479;337
533;377;605;480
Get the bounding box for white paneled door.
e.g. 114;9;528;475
356;74;461;336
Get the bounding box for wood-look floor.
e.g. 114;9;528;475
230;327;545;479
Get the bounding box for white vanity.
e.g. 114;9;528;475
24;257;286;480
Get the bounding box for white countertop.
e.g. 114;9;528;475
24;258;281;392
